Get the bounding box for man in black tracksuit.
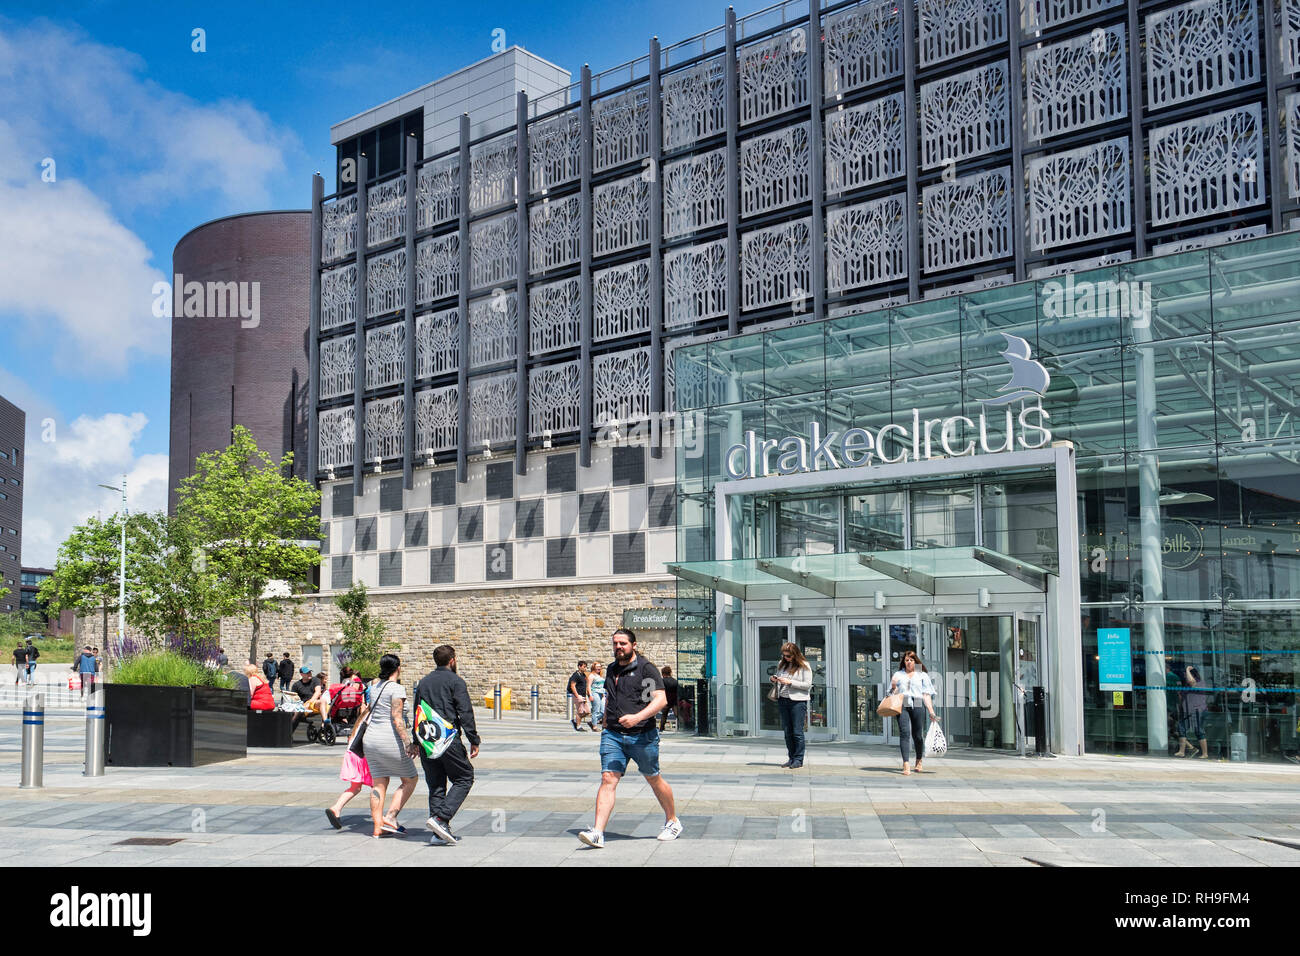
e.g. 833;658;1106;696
414;644;480;845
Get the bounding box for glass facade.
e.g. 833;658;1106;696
673;231;1300;762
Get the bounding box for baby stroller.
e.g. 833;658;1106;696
307;678;365;746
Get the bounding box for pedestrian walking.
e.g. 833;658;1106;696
658;665;679;732
889;650;940;775
589;663;606;726
1174;664;1210;759
74;645;98;699
11;644;23;685
769;643;813;769
216;646;229;668
277;653;294;692
413;645;480;845
363;654;419;838
568;661;595;731
577;628;682;848
326;681;375;830
22;638;38;685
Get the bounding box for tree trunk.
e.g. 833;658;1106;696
102;600;109;654
248;602;259;664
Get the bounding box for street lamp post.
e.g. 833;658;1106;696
97;476;128;657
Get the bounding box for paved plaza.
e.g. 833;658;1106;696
2;708;1299;867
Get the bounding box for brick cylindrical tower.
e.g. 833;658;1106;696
169;211;311;514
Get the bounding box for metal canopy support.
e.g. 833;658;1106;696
352;154;368;498
971;546;1049;591
456;114;471;484
755;557;838;598
665;563;750;602
857;552;936;594
403;138;417;490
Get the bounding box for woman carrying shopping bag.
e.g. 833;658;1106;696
888;650;940;775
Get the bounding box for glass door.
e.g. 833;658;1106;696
847;622;886;740
1015;613;1044;754
794;623;832;737
757;622;787;734
754;619;834;739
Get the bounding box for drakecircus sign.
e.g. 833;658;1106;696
724;407;1052;479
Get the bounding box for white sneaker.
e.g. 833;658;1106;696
578;828;605;848
426;816;457;844
657;818;683;842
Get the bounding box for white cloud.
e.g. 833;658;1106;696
14;394;168;567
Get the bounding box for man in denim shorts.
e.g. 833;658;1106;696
578;628;682;848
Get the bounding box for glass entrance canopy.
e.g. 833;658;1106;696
667;546;1051;602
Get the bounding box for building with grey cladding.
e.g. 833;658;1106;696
0;395;22;612
310;0;1300;608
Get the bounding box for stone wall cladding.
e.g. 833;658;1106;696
86;580;680;715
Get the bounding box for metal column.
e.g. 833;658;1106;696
84;689;105;777
1263;0;1285;233
20;692;44;789
308;173;323;484
516;91;531;475
1006;0;1027;281
1127;1;1147;258
456;114;471;484
352;155;369;497
901;0;921;300
1134;319;1168;753
724;9;741;336
807;8;827;322
403;137;418;490
579;66;595;469
649;37;666;459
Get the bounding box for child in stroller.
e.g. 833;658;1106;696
307;667;366;746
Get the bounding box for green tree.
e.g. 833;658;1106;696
334;582;395;678
0;609;48;643
126;511;231;647
39;513;138;649
176;425;321;663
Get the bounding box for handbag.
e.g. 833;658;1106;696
925;721;948;757
767;680;779;702
348;680;389;760
876;693;903;717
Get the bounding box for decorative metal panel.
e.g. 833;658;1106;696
529;112;582;193
918;0;1007;67
415;308;459;379
468;373;517;446
920;62;1009;168
528;361;582;437
415;385;458;453
826;195;907;293
738;31;809;126
1289;93;1300;197
1286;0;1300;74
593;86;650;172
1025;27;1127;141
365;248;406;318
663;149;727;239
1146;0;1258;110
320;263;357;332
322;194;357;263
1148;105;1263;226
319;334;356;400
593;347;652;425
469;214;518;291
364;396;405;460
469;136;517;214
529;277;581;354
366;175;406;247
528;195;581;274
824;94;904;194
662;58;727;151
468;292;519;369
1023;0;1122;32
922;167;1013;272
318;407;355;469
594;259;651;341
416;233;460;304
1027;137;1131;251
417;156;460;230
593;174;650;257
665;332;728;412
741;218;813;311
365;322;406;389
740;123;810;217
664;239;728;329
823;0;903;96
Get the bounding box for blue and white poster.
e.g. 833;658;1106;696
1098;627;1133;692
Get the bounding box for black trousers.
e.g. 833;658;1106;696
778;698;806;763
421;738;474;824
898;705;927;764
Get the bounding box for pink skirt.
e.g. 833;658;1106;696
340;750;372;786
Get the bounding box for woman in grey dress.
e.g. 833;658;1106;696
366;654;419;838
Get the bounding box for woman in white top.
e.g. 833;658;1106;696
770;643;814;769
889;650;940;775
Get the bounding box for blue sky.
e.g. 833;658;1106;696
0;0;728;563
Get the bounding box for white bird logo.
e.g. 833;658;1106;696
981;333;1050;406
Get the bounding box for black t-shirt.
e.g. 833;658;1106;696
663;675;679;706
568;670;588;697
12;648;24;665
277;659;294;679
292;677;322;702
24;645;39;663
603;655;665;734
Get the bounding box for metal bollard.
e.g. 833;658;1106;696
567;694;574;722
20;692;45;789
493;682;502;720
84;687;106;777
530;684;539;720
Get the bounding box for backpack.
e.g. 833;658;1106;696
262;660;276;680
414;699;456;759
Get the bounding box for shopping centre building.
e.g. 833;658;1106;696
306;0;1300;758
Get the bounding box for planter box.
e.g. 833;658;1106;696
247;710;295;747
105;684;248;767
